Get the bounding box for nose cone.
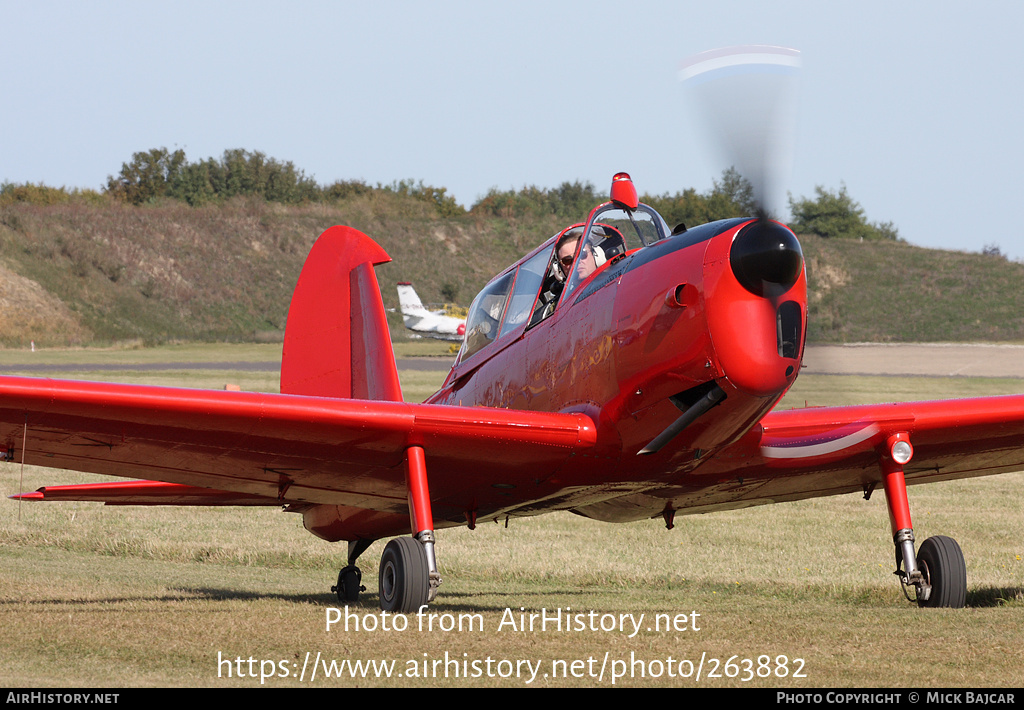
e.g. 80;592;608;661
729;220;803;297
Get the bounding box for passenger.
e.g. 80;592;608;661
575;243;598;280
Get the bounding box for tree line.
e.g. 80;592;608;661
1;147;900;241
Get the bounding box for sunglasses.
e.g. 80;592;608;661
558;246;592;268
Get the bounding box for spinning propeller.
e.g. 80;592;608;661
678;45;801;220
639;47;804;456
680;45;804;301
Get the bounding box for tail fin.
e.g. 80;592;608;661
396;282;429;315
281;226;403;401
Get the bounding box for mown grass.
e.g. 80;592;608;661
1;347;1022;687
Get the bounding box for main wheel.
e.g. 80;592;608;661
916;535;967;608
378;537;430;613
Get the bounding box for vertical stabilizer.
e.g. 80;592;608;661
281;226;403;401
397;282;429;317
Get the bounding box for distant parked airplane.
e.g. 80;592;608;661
396;282;466;341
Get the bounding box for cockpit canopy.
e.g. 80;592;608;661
461;243;551;360
561;202;670;302
458;173;671;364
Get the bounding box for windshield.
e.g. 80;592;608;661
562;203;670;302
458;239;557;361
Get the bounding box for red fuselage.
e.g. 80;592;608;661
427;216;807;521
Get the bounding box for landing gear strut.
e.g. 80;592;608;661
329;445;441;610
879;433;966;608
382;445;441;611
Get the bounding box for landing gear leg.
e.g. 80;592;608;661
879;433;966;608
378;445;441;612
332;538;373;603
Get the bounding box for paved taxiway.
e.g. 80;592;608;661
4;345;1023;378
801;343;1024;379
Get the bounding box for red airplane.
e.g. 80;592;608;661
6;172;1023;613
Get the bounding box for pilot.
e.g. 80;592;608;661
532;225;607;326
555;228;581;278
556;227;600;281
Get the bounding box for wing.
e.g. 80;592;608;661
568;394;1024;522
0;375;596;537
691;394;1024;512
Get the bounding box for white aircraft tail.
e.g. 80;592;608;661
395;282;466;341
397;282;429;314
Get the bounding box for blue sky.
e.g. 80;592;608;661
4;1;1023;259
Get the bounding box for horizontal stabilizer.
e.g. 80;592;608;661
10;480;279;506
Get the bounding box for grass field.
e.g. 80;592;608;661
1;344;1023;688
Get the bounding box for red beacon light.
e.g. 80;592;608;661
610;172;638;210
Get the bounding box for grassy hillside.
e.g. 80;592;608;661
1;197;1022;347
802;235;1024;342
0;196;563;347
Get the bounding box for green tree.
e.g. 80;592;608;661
106;147;187;204
383;179;465;217
322;179;373;201
470;185;549;219
0;182;74;205
710;167;758;216
641;169;755;229
549;181;599;218
169;158;218;205
469;181;597;220
167;149;320;205
788;185;899;241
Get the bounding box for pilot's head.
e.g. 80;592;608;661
574;243;597;280
556;227;584;279
556;226;604;282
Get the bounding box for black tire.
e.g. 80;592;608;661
378;537;430;613
336;566;361;604
917;535;967;608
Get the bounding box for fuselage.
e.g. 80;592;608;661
427;213;807;519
